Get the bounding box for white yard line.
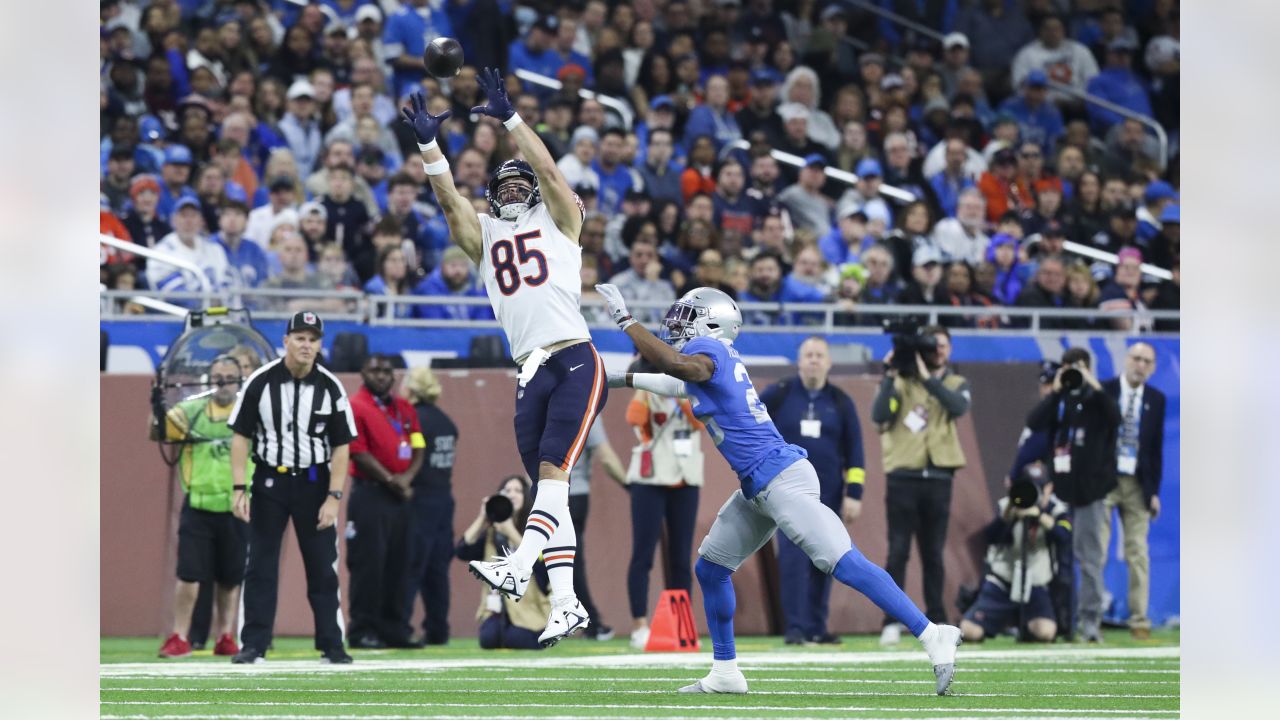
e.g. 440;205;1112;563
99;646;1179;679
101;686;1176;700
100;716;1161;720
101;676;1177;686
100;700;1179;714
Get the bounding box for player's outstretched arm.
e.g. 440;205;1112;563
596;284;713;383
402;93;483;265
472;67;583;241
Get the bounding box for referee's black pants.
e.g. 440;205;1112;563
242;465;344;654
346;480;412;644
883;472;954;626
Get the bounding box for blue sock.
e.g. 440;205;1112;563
832;546;929;637
694;557;737;660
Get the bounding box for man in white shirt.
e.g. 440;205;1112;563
1011;14;1099;106
147;197;238;301
931;189;991;265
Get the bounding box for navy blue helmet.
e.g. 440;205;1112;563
486;159;541;220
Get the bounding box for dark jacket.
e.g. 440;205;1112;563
1102;378;1166;504
759;377;865;504
1026;386;1122;506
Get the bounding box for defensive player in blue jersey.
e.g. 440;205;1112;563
595;284;962;696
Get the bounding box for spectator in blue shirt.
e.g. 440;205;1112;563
364;245;416;319
739;251;827;325
820;204;871;266
634;95;687;166
997;70;1063;155
683;75;742;155
1137;181;1178;245
508;16;562;98
412;246;493;320
157;145;197;221
929;138;977;218
212;198;270;288
592;128;643;217
550;16;594;86
383;0;454;97
1085;38;1153;134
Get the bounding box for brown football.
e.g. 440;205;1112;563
423;37;464;79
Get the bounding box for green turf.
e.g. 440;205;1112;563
101;630;1180;718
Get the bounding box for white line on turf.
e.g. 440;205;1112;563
98;646;1179;678
99;716;1162;720
99;701;1179;714
100;687;1177;699
100;676;1178;686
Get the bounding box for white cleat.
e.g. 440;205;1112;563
879;622;903;647
539;598;590;647
922;624;962;695
630;626;650;651
468;555;529;601
677;670;749;694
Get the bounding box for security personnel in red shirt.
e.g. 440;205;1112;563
346;354;426;649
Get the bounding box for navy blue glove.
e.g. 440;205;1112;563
470;67;515;122
400;92;452;145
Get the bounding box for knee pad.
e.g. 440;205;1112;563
695;556;731;585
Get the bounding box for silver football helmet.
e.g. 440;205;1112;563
660;287;743;350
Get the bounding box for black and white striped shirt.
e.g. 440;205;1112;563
228;359;357;470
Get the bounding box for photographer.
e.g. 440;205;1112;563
454;475;552;650
960;464;1071;643
871;324;971;645
1025;347;1121;643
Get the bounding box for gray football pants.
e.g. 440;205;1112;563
698;460;852;574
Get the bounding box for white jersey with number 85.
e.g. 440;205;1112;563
477;202;591;363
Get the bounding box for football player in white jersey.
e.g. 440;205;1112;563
402;68;606;647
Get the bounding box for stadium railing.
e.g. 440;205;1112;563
99;288;1179;336
514;68;635;130
1047;81;1169;170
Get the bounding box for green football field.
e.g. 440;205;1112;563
101;630;1179;718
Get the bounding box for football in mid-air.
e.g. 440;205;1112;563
424;37;465;79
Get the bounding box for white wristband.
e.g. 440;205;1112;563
417;140;439;153
423;158;450;176
502;113;524;131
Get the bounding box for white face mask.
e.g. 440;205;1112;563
498;202;529;220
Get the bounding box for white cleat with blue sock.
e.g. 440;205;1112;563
678;669;749;694
920;623;963;695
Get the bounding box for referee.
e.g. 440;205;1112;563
229;311;357;664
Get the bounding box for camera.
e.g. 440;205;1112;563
484;494;514;523
1059;367;1083;393
883;319;938;378
1008;463;1048;509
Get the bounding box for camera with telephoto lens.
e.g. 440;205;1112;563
883;319;938;378
1059;367;1084;393
1009;463;1049;509
484;494;514;523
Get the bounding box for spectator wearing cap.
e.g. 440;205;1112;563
279;79;323;176
411;246;493;321
1011;14;1099;105
122;175;172;253
213;197;270;289
896;244;952;308
997;70;1064;155
775;102;830;173
954;0;1033;77
245;175;301;251
781;66;840;151
1144;20;1180;132
382;0;454;96
1085;37;1152;133
837;158;892;225
556;124;602;194
1098;247;1150;331
984;233;1025;306
683;75;742;155
297;201;330;257
157;145;198;220
928;137;979;219
1090;199;1139;253
932;188;990;265
355;145;390;209
637;128;685;207
736;69;784;144
857;53;887;94
147;197;239;300
778;154;835;235
322;164;373;259
1148;204;1179;272
977;148;1032;223
508;15;562;97
634;95;685;166
102;144;137;215
939;32;973;98
1136;181;1178;244
820;203;871;266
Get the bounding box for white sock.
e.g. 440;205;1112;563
543;510;578;603
919;622;938;644
510;479;569;574
711;658;739;675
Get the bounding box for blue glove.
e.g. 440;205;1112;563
400;92;452;145
470;67;515;122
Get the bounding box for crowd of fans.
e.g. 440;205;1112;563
100;0;1180;329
